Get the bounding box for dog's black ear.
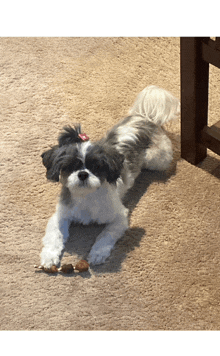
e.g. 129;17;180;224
58;125;82;146
41;146;62;182
104;147;124;184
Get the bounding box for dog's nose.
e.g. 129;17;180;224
78;171;89;181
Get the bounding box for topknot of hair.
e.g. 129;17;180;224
58;125;82;146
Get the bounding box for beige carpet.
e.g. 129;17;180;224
1;37;220;330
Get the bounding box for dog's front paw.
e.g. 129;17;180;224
40;248;60;269
88;236;115;265
88;248;111;265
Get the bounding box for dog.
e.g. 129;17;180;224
40;86;180;267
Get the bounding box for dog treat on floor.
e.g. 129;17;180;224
74;260;90;272
45;265;58;273
34;264;58;273
34;260;89;273
58;264;74;274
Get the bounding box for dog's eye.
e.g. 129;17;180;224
61;159;83;173
86;159;105;174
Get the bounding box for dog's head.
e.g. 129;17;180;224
41;125;124;196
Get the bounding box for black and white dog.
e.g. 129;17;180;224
40;86;180;267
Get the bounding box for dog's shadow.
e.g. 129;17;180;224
61;159;177;276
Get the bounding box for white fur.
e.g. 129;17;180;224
77;141;91;162
41;182;129;266
129;85;180;125
66;169;101;197
40;86;180;267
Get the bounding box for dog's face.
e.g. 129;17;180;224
41;125;124;197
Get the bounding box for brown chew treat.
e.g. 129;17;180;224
34;260;89;274
58;264;74;274
74;260;89;272
44;265;58;273
34;265;58;273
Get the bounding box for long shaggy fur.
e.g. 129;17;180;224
39;86;180;267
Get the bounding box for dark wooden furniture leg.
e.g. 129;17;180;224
181;37;209;165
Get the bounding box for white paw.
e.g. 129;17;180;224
88;247;111;265
88;236;115;265
40;248;60;268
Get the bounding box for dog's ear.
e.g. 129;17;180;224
104;147;124;184
58;125;82;146
41;146;62;182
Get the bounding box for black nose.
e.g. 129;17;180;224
78;171;89;181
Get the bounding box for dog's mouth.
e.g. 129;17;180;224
68;178;97;192
78;180;88;187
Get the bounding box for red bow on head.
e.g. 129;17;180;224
78;133;89;141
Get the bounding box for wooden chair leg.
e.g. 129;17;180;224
181;37;209;165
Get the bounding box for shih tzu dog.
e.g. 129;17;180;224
40;86;180;267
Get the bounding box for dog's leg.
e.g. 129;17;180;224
117;169;140;199
40;206;71;268
88;209;129;265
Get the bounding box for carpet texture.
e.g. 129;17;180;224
1;37;220;330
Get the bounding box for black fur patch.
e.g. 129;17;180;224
85;145;124;184
58;125;82;147
41;145;81;182
41;146;61;182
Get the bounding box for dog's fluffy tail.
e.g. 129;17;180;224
129;85;180;126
